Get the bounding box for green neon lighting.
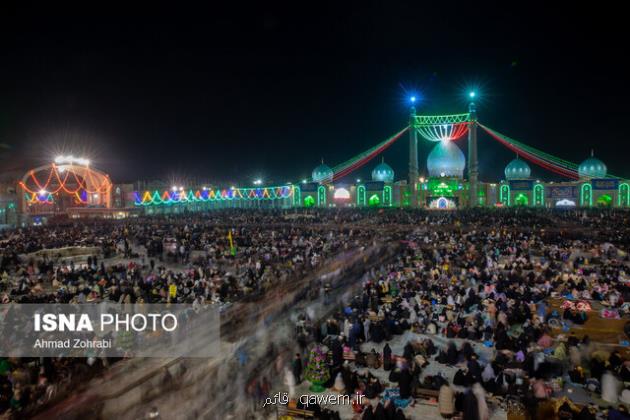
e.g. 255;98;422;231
534;183;544;207
596;194;612;207
383;185;392;207
515;193;529;206
368;194;380;207
500;184;510;206
412;113;471;127
619;183;630;207
293;186;301;206
304;195;315;208
134;185;294;206
428;179;458;197
298;127;408;185
317;185;326;207
480;124;624;180
580;183;592;207
357;185;366;206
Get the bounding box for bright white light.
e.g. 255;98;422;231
202;186;207;191
440;172;446;177
178;186;184;191
419;177;426;183
93;193;99;198
302;179;307;184
334;188;351;200
230;186;235;190
38;189;47;195
356;179;361;183
410;96;416;103
171;186;177;192
54;155;90;166
469;91;476;98
253;179;262;185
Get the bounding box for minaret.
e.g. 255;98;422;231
409;104;418;206
467;100;478;206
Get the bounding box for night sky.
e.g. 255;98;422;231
1;3;628;185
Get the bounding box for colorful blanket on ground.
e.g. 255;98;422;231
381;388;412;409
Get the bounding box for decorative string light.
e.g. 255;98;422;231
134;185;294;206
416;122;469;142
19;164;112;196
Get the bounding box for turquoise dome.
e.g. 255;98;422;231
504;157;531;180
371;161;394;182
578;155;607;179
312;163;333;183
427;140;465;178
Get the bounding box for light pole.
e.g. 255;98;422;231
467;91;479;207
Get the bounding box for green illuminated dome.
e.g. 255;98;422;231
578;154;607;179
504;157;531;180
312;162;333;183
371;161;394;182
427;140;465;178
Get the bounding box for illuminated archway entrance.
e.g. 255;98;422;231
19;159;112;215
555;199;576;207
515;193;529;206
368;194;380;207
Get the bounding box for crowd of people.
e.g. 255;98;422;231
281;209;630;419
0;208;629;418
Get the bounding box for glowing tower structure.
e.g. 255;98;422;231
467;98;479;206
408;102;419;206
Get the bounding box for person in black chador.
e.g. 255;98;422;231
292;353;303;383
398;367;413;399
383;343;393;371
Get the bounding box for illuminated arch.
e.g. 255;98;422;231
580;183;592;207
20;163;112;213
293;186;301;206
333;188;351;200
383;185;392;207
556;199;576;207
499;184;510;206
619;183;629;207
534;183;544;207
357;185;366;206
368;194;380;207
317;185;326;207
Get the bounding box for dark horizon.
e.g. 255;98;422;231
1;3;628;186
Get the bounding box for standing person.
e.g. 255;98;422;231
292;353;303;384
